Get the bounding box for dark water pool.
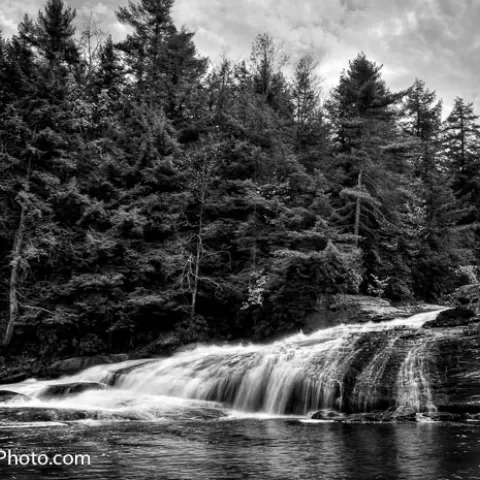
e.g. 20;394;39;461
0;418;479;480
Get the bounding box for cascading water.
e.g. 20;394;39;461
2;310;445;417
395;338;437;412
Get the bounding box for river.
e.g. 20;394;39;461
0;416;479;479
0;309;479;479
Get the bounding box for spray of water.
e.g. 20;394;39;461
2;310;444;416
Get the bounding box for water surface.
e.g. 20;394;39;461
0;417;479;480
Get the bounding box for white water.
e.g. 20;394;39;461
1;310;444;417
396;338;437;412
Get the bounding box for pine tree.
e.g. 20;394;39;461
95;35;124;96
19;0;80;86
291;54;330;172
116;0;176;101
401;81;474;299
204;56;235;126
401;78;442;179
327;53;412;295
442;98;480;201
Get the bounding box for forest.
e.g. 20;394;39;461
1;0;479;362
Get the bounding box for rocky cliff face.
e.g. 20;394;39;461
309;306;480;420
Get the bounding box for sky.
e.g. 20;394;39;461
2;0;480;116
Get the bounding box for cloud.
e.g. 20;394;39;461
171;0;480;116
2;0;480;117
0;0;44;37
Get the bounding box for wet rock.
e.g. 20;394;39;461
311;408;422;423
436;403;480;414
101;360;156;386
181;408;227;420
39;381;107;398
304;295;443;331
173;343;199;354
0;407;98;423
0;390;31;403
47;354;129;376
452;284;480;314
311;410;344;421
380;407;416;422
423;308;476;329
348;412;385;423
419;412;470;422
0;372;28;385
340;408;417;423
130;331;182;358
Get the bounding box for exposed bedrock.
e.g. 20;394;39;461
304;294;443;331
39;381;108;398
308;310;480;417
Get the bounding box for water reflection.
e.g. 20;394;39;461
0;420;478;480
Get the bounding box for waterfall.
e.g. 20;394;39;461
4;310;444;416
395;339;437;412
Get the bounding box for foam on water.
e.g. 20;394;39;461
1;310;445;417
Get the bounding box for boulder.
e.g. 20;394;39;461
0;390;31;403
423;308;477;329
47;354;128;376
311;410;345;421
0;372;28;385
380;407;416;422
452;284;480;314
101;360;156;386
39;381;107;398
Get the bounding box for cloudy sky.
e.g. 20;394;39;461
2;0;480;116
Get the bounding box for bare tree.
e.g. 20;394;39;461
79;12;107;82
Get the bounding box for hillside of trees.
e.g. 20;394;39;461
1;0;479;362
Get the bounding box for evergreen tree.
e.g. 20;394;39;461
94;35;124;96
19;0;80;85
402;81;473;299
116;0;176;100
327;53;410;294
291;54;331;173
401;78;442;179
442;98;480;203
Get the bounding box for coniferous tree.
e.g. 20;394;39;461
3;0;480;360
327;53;410;294
19;0;80;86
291;54;330;173
402;81;472;299
442;98;480;205
116;0;175;100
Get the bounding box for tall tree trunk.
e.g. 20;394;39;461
190;162;206;321
5;162;30;346
354;169;363;248
191;233;202;321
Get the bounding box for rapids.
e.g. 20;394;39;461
0;310;447;417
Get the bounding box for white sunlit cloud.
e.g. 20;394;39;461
2;0;480;117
